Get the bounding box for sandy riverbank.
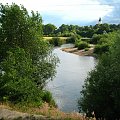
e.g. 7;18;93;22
61;46;95;56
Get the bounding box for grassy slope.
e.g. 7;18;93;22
0;102;95;120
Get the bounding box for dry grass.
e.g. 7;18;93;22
0;102;96;120
15;102;85;120
27;103;83;120
43;37;70;40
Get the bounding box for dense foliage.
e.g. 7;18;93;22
93;32;118;55
43;23;120;38
66;34;81;44
75;39;89;50
43;24;57;35
48;37;65;46
78;31;120;120
0;3;58;104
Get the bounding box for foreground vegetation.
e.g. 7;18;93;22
0;3;59;107
78;31;120;120
1;102;92;120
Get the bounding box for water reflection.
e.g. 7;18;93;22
47;45;96;112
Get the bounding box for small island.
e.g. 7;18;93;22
61;44;95;56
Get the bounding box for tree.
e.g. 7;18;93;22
0;3;43;61
0;47;42;103
49;37;64;46
43;24;57;35
91;34;102;44
78;31;120;120
93;32;118;55
0;3;59;103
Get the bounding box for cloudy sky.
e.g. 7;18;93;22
1;0;120;26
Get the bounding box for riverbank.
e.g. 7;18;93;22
61;45;95;56
0;103;92;120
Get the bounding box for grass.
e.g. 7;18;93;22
43;37;70;40
0;102;96;120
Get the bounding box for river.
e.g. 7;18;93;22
47;44;96;112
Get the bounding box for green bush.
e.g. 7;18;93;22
75;39;81;47
42;91;56;107
84;48;89;51
66;35;77;43
81;38;91;43
77;41;89;50
90;34;102;44
0;47;42;104
49;37;64;46
79;32;120;119
62;32;73;37
94;44;109;55
66;37;75;43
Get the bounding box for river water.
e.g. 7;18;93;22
47;44;96;112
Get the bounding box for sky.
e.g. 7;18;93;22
1;0;120;27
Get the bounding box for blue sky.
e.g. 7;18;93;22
1;0;120;27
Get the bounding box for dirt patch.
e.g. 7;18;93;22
61;46;95;56
61;48;78;53
74;48;94;56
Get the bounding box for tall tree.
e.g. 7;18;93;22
43;24;57;35
78;31;120;120
0;3;59;103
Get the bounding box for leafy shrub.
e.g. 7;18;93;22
0;47;42;104
94;44;109;55
62;32;73;37
81;38;91;43
66;34;81;44
77;41;90;50
42;91;56;107
90;34;102;44
79;32;120;119
84;48;89;51
66;37;75;43
42;91;52;103
75;39;81;47
49;37;64;46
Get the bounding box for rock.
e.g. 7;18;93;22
0;108;54;120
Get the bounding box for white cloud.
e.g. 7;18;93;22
1;0;114;24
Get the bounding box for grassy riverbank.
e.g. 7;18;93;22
0;102;95;120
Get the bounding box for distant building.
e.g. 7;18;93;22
98;17;102;24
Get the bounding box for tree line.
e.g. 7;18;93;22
43;23;120;38
43;23;120;56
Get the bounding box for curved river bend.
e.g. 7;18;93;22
47;44;96;112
